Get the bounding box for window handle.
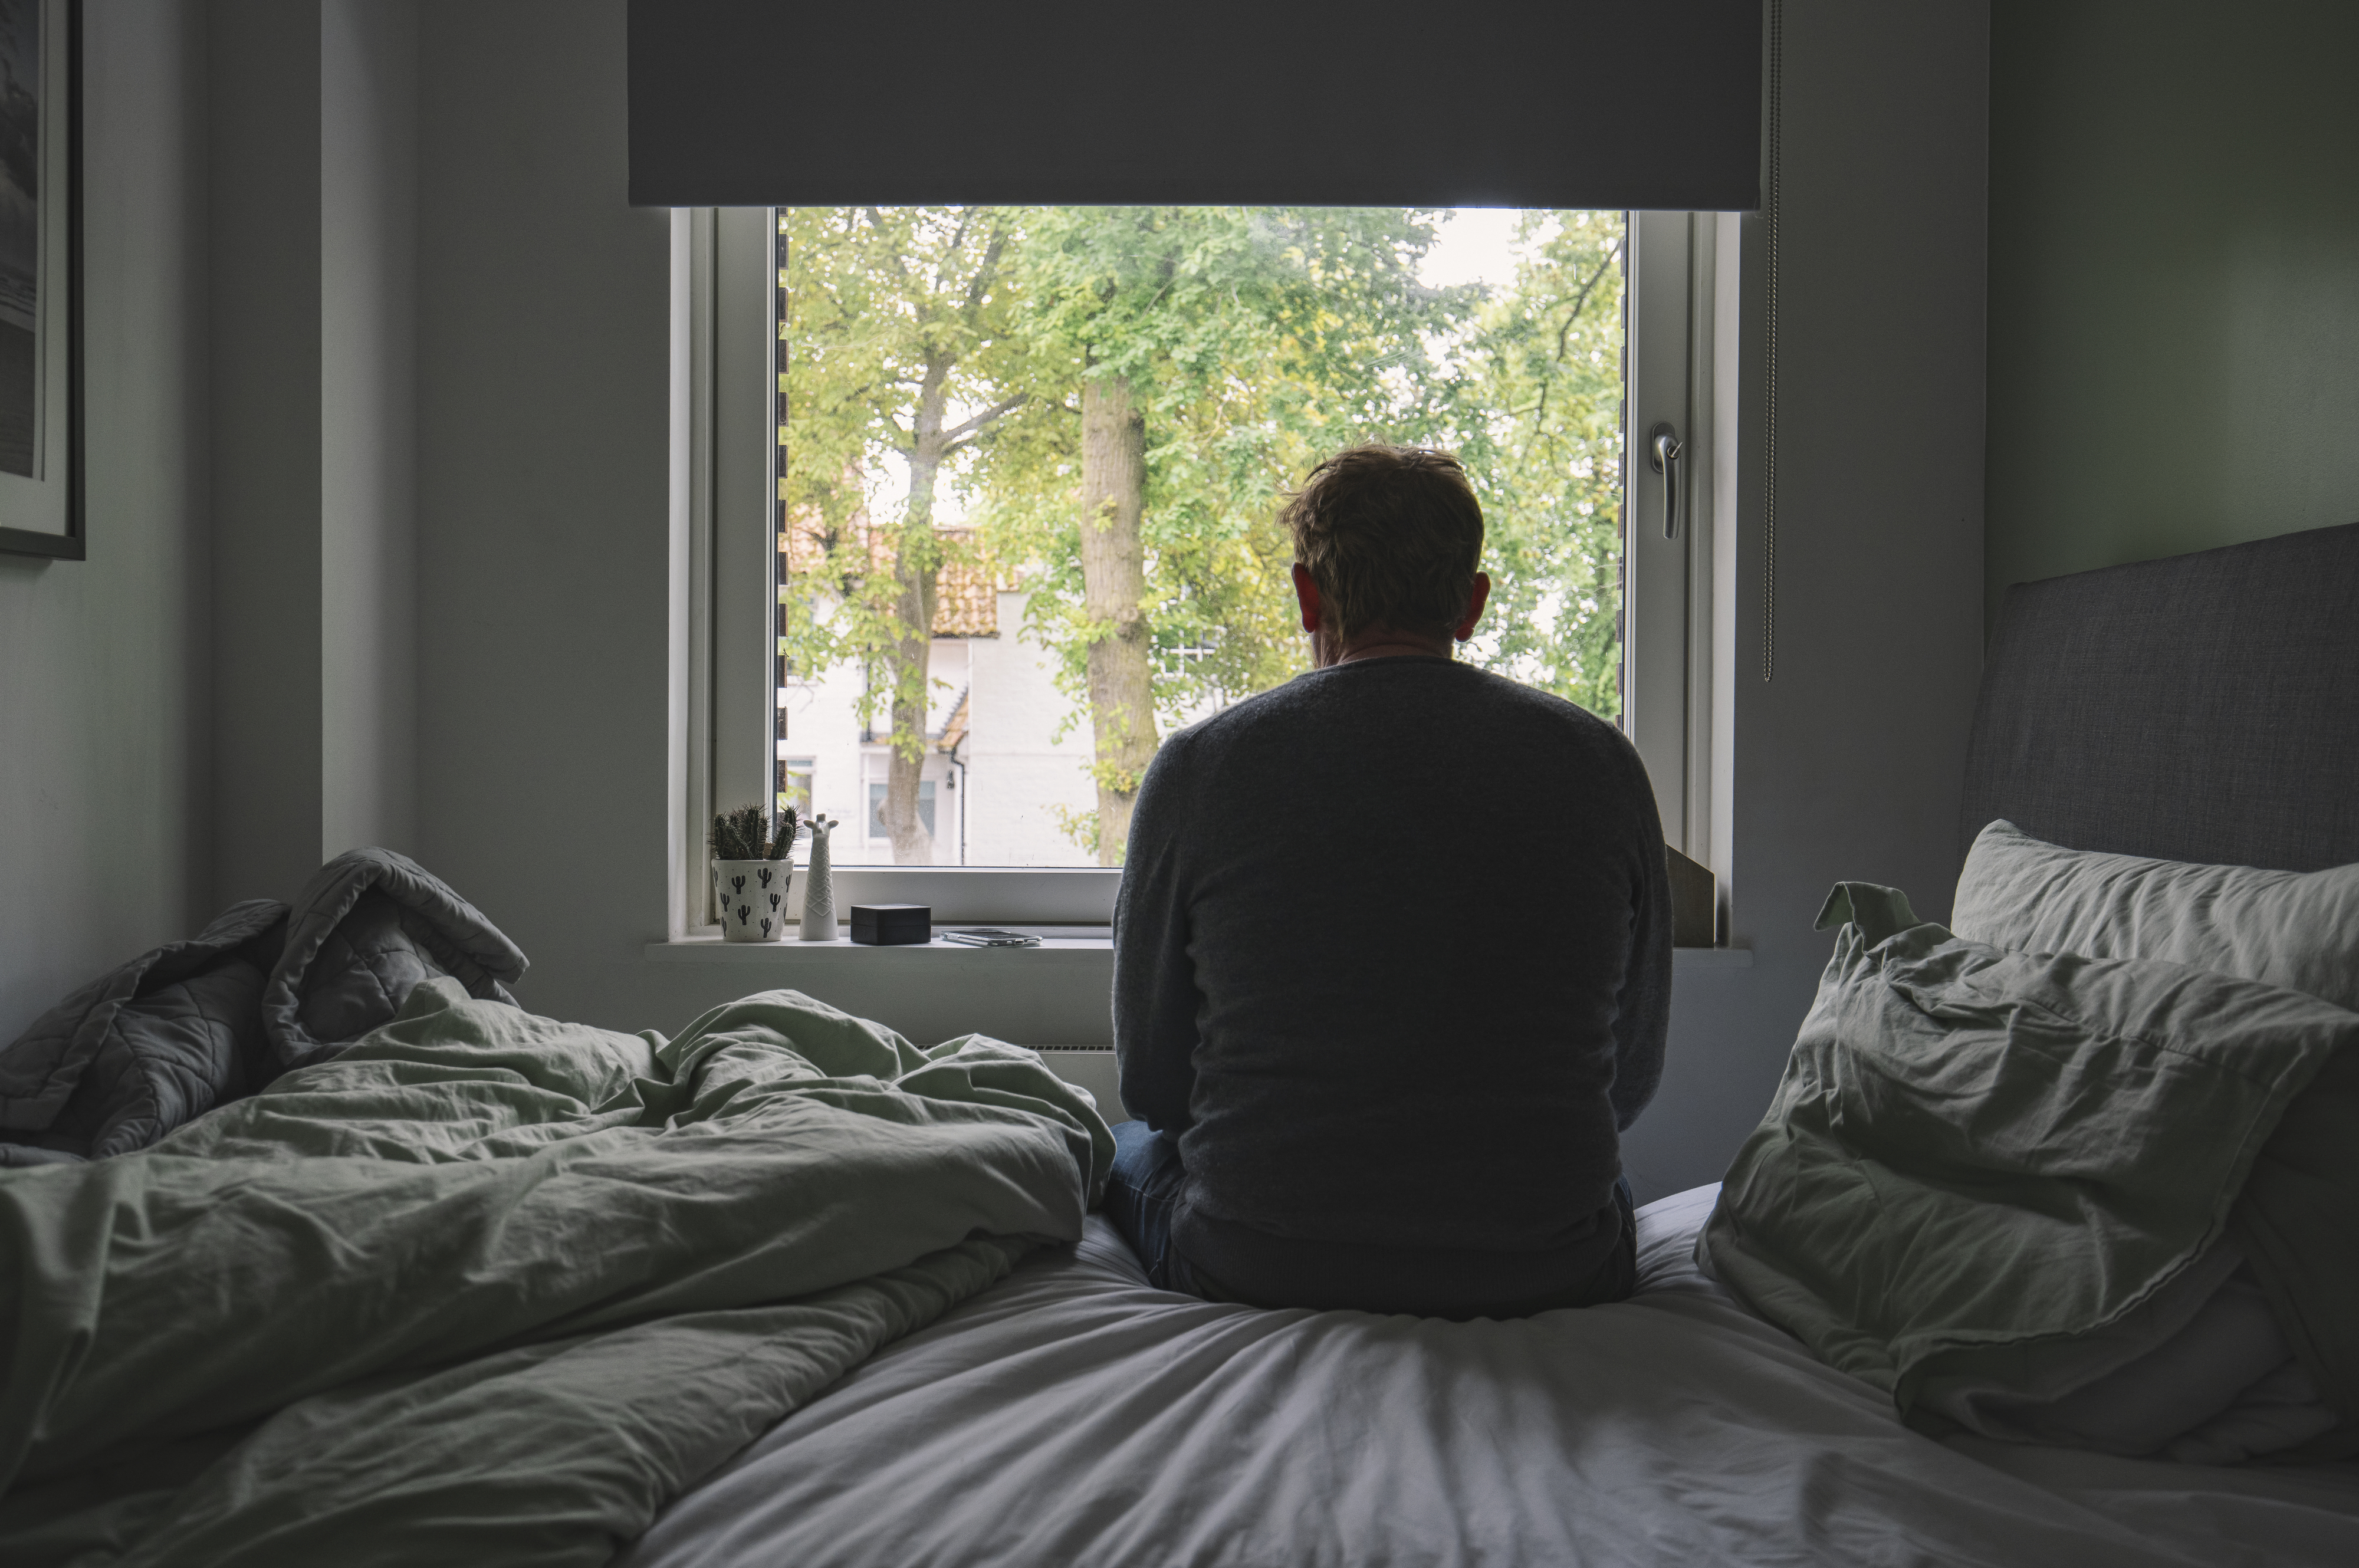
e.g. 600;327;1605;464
1649;423;1685;540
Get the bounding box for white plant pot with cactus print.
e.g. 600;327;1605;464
713;859;793;942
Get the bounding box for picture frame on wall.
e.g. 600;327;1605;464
0;0;80;562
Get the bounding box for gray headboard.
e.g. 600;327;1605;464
1960;521;2359;874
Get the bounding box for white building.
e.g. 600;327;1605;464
781;582;1107;869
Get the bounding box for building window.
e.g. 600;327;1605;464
776;757;814;821
868;778;938;843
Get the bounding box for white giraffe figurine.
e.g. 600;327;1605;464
799;814;842;941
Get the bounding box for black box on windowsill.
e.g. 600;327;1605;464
850;904;932;946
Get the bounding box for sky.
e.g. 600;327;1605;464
1419;207;1527;291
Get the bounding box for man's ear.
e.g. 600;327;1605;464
1291;562;1323;635
1454;573;1492;642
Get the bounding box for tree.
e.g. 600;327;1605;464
1076;364;1152;863
778;208;1033;863
1444;211;1627;717
977;207;1474;861
781;206;1632;867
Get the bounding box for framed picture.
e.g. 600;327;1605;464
0;0;80;561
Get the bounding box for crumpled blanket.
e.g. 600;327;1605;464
0;849;524;1165
0;981;1111;1568
261;846;526;1069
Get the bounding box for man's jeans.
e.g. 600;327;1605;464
1102;1119;1638;1314
1101;1119;1209;1295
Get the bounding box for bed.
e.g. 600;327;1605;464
617;522;2359;1568
618;1194;2359;1567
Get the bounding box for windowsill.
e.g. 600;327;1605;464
646;928;1115;962
646;933;1753;968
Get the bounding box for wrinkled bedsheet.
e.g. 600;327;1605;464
622;1185;2359;1568
0;980;1110;1568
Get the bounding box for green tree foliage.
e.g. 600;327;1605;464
1442;211;1627;716
971;207;1475;857
778;206;1628;863
978;208;1473;717
778;207;1036;862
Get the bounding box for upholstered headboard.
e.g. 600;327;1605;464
1959;521;2359;874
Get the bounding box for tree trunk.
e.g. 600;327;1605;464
883;436;942;866
1079;370;1155;864
832;212;1016;868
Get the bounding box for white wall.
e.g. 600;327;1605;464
208;0;322;907
321;0;420;860
782;590;1103;868
964;590;1099;866
786;634;975;867
210;0;423;900
410;0;685;1027
0;1;211;1041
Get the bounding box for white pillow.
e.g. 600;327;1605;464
1952;820;2359;1013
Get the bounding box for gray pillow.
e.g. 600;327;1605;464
1952;820;2359;1013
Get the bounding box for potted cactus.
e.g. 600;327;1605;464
709;804;797;943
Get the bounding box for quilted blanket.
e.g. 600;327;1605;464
0;849;524;1164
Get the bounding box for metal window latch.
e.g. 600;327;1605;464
1649;423;1685;540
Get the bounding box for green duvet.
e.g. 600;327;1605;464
0;978;1113;1567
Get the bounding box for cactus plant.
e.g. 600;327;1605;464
710;803;799;943
708;803;798;863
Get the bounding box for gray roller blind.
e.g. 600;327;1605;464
629;1;1762;210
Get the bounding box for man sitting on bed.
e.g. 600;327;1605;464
1106;443;1673;1319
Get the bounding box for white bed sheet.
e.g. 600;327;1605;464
619;1186;2359;1567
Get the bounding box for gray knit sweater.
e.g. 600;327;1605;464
1112;655;1672;1315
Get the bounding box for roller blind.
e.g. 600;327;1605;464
629;1;1763;211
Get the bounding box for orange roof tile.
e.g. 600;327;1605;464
779;520;1011;639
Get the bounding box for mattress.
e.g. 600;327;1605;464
619;1186;2359;1567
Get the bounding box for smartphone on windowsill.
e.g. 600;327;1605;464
940;928;1041;948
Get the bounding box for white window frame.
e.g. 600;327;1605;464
678;206;1732;934
1625;210;1740;892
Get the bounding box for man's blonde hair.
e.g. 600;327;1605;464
1280;445;1484;642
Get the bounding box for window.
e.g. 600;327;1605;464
868;779;937;844
686;205;1725;924
777;757;814;820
